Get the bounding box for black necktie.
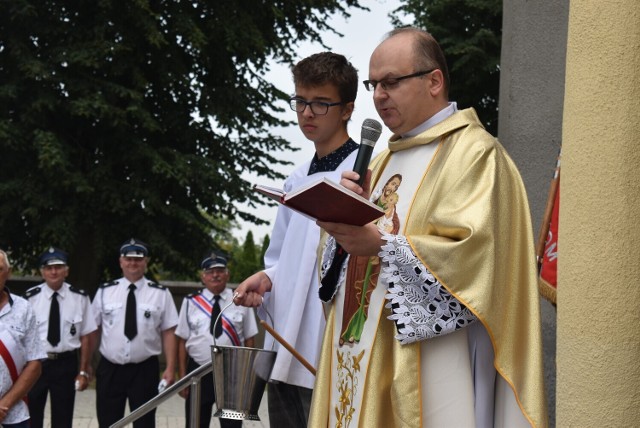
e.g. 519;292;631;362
47;292;60;346
124;284;138;340
210;295;222;338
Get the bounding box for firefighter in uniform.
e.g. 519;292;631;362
91;238;178;428
176;253;258;427
25;247;97;428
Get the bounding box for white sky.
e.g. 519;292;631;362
235;0;405;241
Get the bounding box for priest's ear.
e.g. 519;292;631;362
427;69;446;99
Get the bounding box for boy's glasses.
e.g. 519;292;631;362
289;98;343;115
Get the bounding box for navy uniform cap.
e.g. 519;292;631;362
201;252;227;270
39;247;68;267
120;238;148;258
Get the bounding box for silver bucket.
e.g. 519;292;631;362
211;299;276;421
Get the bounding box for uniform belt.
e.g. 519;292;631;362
46;350;76;360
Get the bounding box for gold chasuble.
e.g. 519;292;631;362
309;108;548;428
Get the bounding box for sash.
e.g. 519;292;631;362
0;329;27;403
191;294;241;346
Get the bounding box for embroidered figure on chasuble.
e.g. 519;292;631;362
340;175;403;345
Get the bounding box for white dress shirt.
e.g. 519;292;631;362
0;292;46;424
26;282;97;353
175;287;258;366
92;277;178;364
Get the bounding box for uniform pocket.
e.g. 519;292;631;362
64;314;83;338
103;302;123;327
139;303;160;327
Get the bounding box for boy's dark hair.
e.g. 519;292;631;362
292;52;358;104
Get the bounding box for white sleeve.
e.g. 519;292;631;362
24;303;46;361
91;289;103;327
160;289;179;331
174;300;190;340
243;307;259;341
80;295;98;336
260;177;295;322
263;203;292;281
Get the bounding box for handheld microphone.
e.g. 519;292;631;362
352;118;383;186
319;119;383;300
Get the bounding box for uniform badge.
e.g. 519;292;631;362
70;324;76;336
144;310;151;318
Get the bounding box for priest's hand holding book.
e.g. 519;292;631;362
253;169;385;228
316;170;386;258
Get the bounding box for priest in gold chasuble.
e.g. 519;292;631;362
310;27;548;428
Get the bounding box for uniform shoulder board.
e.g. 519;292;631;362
24;286;42;299
147;281;167;290
186;289;203;299
99;280;118;289
69;286;88;296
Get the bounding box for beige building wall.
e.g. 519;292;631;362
557;1;640;426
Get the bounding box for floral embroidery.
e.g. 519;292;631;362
379;234;476;345
335;349;365;428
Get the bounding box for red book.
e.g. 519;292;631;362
254;177;384;226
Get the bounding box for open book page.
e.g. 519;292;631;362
253;177;384;226
253;184;286;203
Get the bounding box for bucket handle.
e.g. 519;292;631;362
213;292;275;350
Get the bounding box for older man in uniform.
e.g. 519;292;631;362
0;249;45;428
176;252;258;428
91;238;178;428
25;247;97;428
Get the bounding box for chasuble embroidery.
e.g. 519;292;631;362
379;234;477;345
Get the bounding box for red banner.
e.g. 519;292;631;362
537;151;560;304
539;177;559;304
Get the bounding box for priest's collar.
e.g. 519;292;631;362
402;102;458;138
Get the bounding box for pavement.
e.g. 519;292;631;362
42;387;269;428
